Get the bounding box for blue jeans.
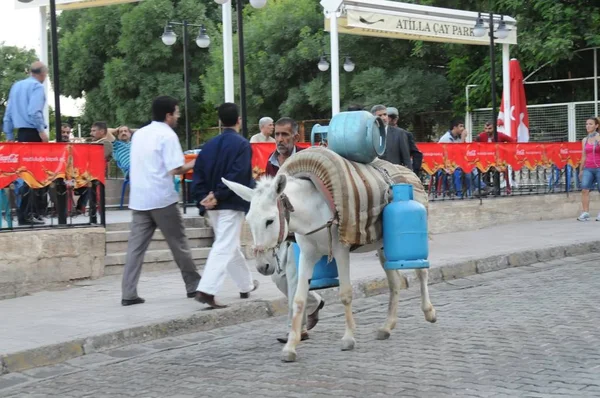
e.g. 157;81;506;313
581;168;600;191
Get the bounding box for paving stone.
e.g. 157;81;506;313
2;254;600;397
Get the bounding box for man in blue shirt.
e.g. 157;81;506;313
3;61;50;225
2;61;49;143
192;103;258;309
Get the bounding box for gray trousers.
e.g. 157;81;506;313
271;242;322;330
121;203;201;300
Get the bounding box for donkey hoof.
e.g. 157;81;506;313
281;349;297;362
425;308;437;323
341;337;356;351
376;329;391;340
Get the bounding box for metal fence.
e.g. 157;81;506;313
1;180;106;231
470;101;600;142
423;165;583;202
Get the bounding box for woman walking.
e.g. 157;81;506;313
577;116;600;221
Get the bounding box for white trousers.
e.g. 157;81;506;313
198;210;254;296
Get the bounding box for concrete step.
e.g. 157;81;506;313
106;216;207;232
104;247;211;275
105;227;214;252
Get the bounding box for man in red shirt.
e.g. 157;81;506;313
476;121;515;143
263;117;324;344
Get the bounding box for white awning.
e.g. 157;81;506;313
325;0;517;46
14;0;142;11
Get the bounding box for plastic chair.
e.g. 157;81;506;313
119;173;130;210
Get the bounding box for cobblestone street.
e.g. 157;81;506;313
2;254;600;397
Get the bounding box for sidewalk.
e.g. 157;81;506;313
1;218;599;374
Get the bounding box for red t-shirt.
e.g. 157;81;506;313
476;132;515;143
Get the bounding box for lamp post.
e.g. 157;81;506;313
473;12;509;196
472;12;510;143
317;54;355;73
162;21;210;150
214;0;267;138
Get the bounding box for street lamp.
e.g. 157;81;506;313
215;0;268;138
472;13;510;143
473;12;511;195
317;54;355;73
161;21;210;150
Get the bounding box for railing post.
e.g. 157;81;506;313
89;181;97;225
567;103;577;142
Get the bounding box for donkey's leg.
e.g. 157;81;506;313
375;248;401;340
334;246;356;351
415;269;437;323
282;248;319;362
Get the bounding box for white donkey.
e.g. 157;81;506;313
223;174;436;362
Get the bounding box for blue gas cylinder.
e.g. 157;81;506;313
292;243;339;290
383;184;430;270
323;111;386;164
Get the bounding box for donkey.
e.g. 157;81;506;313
222;174;436;362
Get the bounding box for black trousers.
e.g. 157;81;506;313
17;128;45;222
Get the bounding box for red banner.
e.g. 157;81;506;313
250;142;583;176
0;143;106;189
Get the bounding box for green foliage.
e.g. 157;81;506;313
54;0;600;142
0;44;39;134
58;0;215;139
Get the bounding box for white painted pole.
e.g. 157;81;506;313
465;85;472;142
222;1;235;103
39;6;50;131
329;11;340;116
78;123;81;138
502;44;511;139
594;48;598;117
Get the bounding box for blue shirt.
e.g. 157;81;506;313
113;140;131;175
192;128;254;214
3;77;47;141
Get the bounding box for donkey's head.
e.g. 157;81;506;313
222;174;293;275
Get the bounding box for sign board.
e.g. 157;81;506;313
326;8;517;46
15;0;142;11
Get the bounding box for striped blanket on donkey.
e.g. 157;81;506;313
278;146;428;246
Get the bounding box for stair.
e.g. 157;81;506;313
105;216;213;275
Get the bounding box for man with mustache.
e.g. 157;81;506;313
264;117;325;343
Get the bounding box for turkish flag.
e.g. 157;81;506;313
497;59;529;142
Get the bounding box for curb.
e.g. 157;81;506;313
1;240;599;375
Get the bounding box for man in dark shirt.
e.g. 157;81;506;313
192;103;258;309
371;105;422;175
386;107;423;174
263;117;325;343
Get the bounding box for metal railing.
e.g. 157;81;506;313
423;165;583;201
1;180;106;231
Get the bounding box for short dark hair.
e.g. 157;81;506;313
152;96;179;122
92;121;107;132
484;120;493;126
61;123;71;129
449;118;464;130
347;104;363;111
275;117;299;135
218;102;239;127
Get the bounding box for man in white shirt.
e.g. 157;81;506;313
121;96;200;306
249;116;275;143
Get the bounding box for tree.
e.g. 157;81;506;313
0;44;38;135
57;0;216;141
443;0;600;113
201;0;451;131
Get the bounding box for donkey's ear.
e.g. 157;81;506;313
222;178;254;202
274;174;287;195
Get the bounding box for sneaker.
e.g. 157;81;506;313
577;212;590;221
